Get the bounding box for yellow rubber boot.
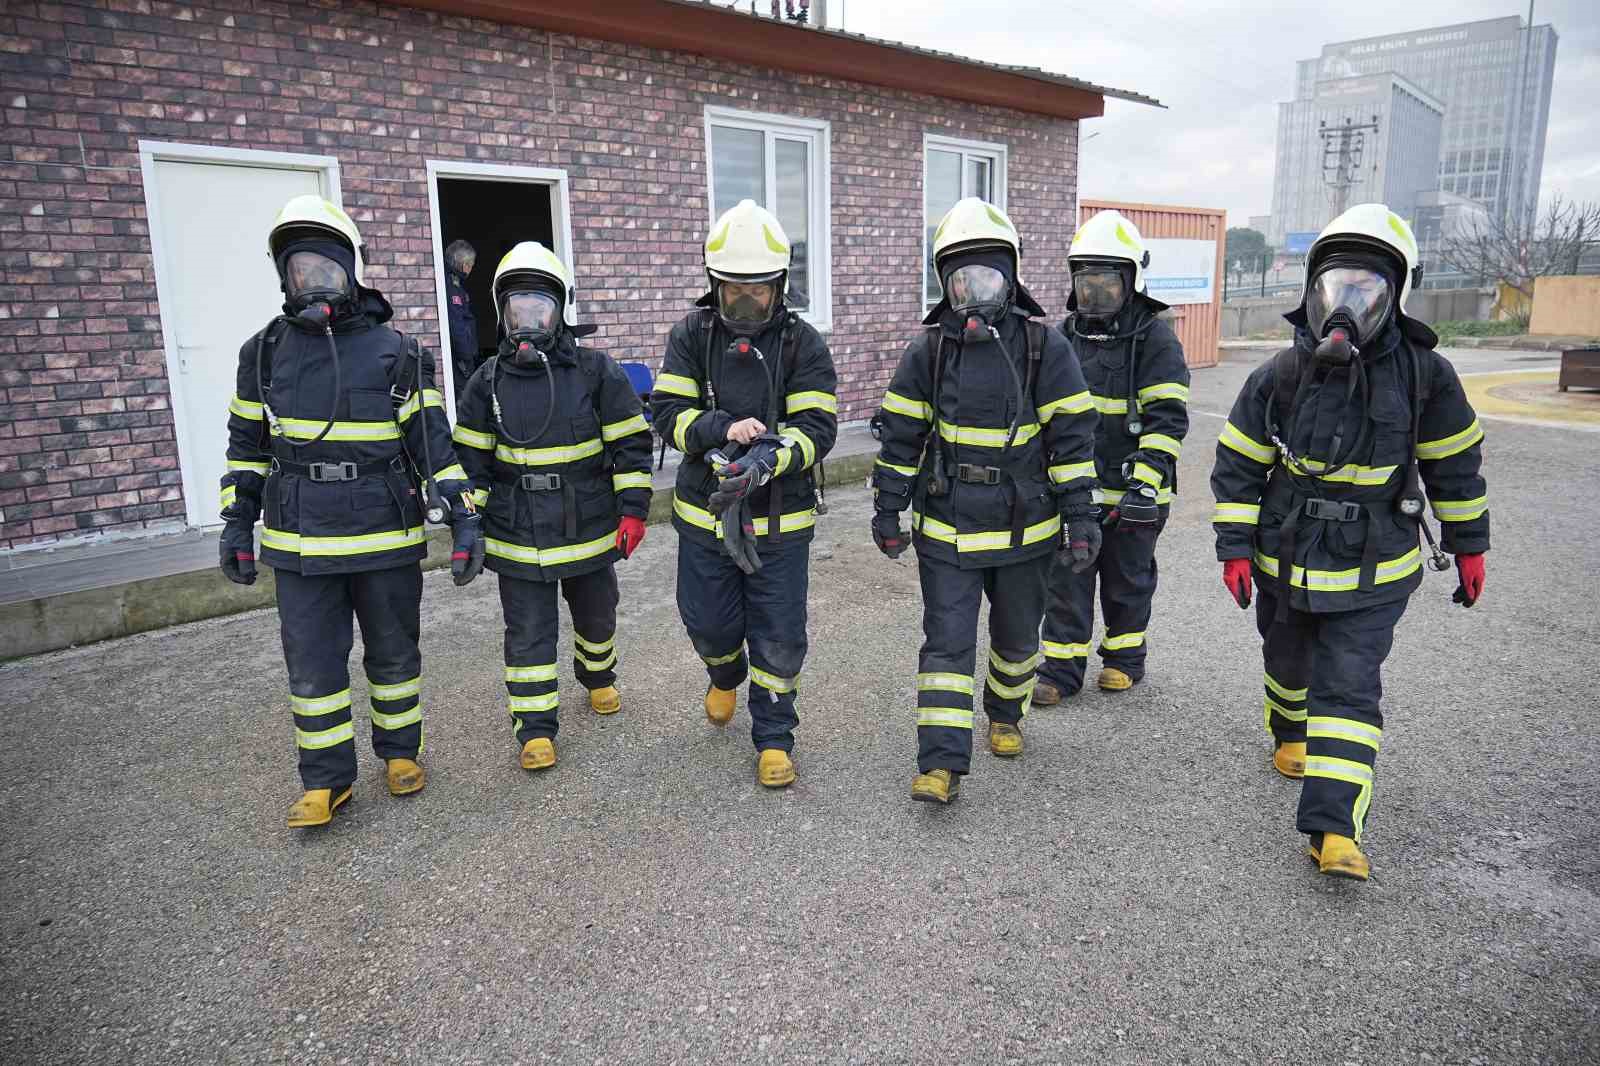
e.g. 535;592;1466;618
757;749;796;788
1308;833;1370;881
1273;741;1307;779
911;769;960;804
1097;667;1134;691
704;685;737;726
988;722;1023;757
590;686;622;716
286;785;352;829
520;737;557;771
385;758;425;796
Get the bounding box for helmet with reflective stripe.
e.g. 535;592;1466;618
932;197;1020;283
1068;209;1150;294
268;194;366;286
704;198;791;282
1308;203;1422;309
492;240;572;311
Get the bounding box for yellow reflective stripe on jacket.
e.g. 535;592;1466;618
1264;672;1307;702
468;487;490;508
296;721;355;750
936;421;1041;448
988;648;1042;676
750;666;798;694
227;459;270;474
1212;502;1261;525
368;677;420;701
612;471;652;492
1252;547;1421;591
1137;381;1189;405
292;688;352;715
220;485;237;509
780;426;816;468
917;672;974;695
229;394;264;420
495;438;603;467
1287;457;1398;486
882;390;932;422
917;707;974;729
485;529;615;568
913;510;1061;553
1129;462;1163;488
1037;390;1093;421
673;495;817;539
875;457;918;478
601;414;649;442
262;526;425;557
505;663;558;683
1431;495;1487;522
654;372;700;398
1139;433;1182;457
1219;421;1276;465
1102;631;1146;651
271;418;400;442
1416;418;1483;461
370;706;422;730
1096;485;1174;506
396;388;444;422
509;692;560;715
1307;715;1382;752
452;423;497;450
785;390;837;415
433;463;467;485
1049;460;1096;485
1092;394;1129;415
672;408;703;451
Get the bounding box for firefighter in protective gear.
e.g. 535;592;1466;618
651;199;838;789
444;239;481;401
453;242;654;770
1210;203;1489;880
1036;211;1190;704
219;194;476;828
872;197;1099;804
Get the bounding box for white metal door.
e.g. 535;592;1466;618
148;159;323;527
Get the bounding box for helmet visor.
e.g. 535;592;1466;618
1307;267;1392;340
717;280;779;329
944;264;1007;313
503;291;561;334
1072;267;1126;317
285;251;350;300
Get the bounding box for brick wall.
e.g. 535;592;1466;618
0;0;1079;549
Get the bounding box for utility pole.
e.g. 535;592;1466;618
1319;115;1379;217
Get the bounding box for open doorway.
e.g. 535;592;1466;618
426;161;574;412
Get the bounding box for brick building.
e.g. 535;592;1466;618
0;0;1155;550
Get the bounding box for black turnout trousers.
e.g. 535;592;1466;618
498;566;620;745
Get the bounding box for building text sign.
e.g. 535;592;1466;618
1144;238;1217;306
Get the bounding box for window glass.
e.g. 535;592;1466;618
925;148;963;304
711;126;764;219
775;138;811;312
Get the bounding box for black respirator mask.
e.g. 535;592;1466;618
1305;254;1396;366
276;238;357;326
500;285;563;363
941;249;1015;342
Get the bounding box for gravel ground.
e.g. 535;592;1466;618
1;347;1596;1065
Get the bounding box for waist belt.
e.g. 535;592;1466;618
498;470;578;540
956;463;1002;486
273;456;402;483
1272;492;1389;620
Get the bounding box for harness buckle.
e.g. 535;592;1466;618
308;461;358;483
1304;498;1362;522
519;473;563;492
390;383;408;405
956;463;1002;486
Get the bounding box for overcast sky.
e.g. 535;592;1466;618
827;0;1599;230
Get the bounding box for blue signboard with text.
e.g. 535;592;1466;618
1285;231;1319;256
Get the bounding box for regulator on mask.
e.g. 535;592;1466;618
1305;256;1395;367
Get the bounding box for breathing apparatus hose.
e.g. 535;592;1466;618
489;348;558;447
986;324;1029;456
257;310;342;451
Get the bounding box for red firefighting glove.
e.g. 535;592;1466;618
1452;552;1485;608
1222;557;1252;609
617;515;646;559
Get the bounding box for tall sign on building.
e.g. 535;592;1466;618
1269;16;1559;248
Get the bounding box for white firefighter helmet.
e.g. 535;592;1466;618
268;194;366;285
1068;209;1150;294
492;241;572;312
932;197;1021;276
704;199;791;281
1308;203;1422;309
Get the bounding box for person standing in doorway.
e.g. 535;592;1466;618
445;239;480;402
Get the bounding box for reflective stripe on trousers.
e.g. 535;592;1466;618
499;566;620;744
1039;509;1165;693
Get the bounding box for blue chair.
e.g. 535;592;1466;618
619;361;668;470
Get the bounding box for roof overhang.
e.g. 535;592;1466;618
394;0;1161;119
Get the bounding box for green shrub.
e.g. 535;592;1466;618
1435;319;1524;343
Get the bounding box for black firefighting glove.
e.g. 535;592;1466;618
1105;484;1161;531
707;438;783;516
872;509;907;559
447;494;484;587
721;497;763;576
218;519;257;586
1061;512;1102;574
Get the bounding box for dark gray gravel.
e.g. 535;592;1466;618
2;347;1595;1065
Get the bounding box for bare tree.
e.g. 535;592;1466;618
1434;195;1600;299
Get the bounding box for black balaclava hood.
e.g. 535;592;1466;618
276;237;358;319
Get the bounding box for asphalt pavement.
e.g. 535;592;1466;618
2;346;1596;1065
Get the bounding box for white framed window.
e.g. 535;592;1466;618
923;133;1009;306
704;105;832;331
